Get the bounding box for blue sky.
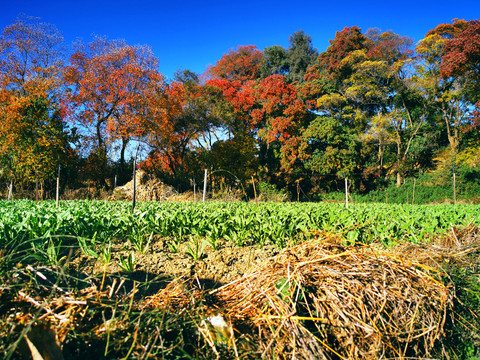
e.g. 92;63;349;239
1;0;479;80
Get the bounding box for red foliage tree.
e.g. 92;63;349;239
441;20;480;129
206;45;263;82
64;37;165;186
441;20;480;90
317;26;372;74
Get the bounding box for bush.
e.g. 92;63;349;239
257;182;291;202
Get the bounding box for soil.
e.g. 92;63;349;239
67;236;281;288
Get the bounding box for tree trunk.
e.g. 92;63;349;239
120;137;128;167
96;119;109;190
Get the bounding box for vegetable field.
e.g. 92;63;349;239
2;200;479;249
1;200;479;359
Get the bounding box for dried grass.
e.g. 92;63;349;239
202;230;479;359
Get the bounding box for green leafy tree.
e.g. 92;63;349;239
259;45;289;78
286;30;318;83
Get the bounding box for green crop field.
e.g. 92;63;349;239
1;200;479;250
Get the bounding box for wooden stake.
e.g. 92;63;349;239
203;169;208;202
35;169;39;202
132;158;137;213
193;178;196;201
251;176;257;202
453;165;456;205
7;181;13;200
345;176;349;208
297;180;300;202
132;145;140;213
56;165;60;207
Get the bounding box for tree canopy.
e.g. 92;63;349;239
1;17;480;197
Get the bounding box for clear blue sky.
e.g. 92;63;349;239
1;0;479;80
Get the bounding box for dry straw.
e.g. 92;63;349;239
207;233;460;359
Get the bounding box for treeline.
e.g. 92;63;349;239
1;15;479;201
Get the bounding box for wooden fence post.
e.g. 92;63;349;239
203;169;208;202
251;176;257;202
345;176;349;209
56;165;60;207
412;178;416;205
193;178;196;201
7;181;13;200
453;164;456;205
132;158;137;213
35;169;39;202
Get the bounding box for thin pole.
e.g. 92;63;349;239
203;169;208;202
114;175;117;189
412;178;416;205
56;165;60;207
132;145;140;213
193;178;196;201
132;158;137;213
251;176;257;202
297;180;300;202
453;165;456;205
345;176;349;208
7;181;13;200
35;169;39;202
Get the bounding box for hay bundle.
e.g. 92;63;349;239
211;237;452;359
113;170;177;201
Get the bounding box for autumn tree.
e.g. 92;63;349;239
441;19;480;100
299;27;372;187
64;37;163;187
0;96;72;187
206;45;263;82
206;71;308;181
416;19;471;156
0;15;70;188
301;27;428;187
300;26;371;108
349;30;428;186
441;19;480;130
140;69;235;185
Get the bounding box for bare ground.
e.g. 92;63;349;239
68;237;281;288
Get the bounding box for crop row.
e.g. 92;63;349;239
1;200;479;248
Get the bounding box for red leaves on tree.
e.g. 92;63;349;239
441;20;480;79
317;26;371;74
207;70;306;170
206;45;263;82
366;29;413;64
425;20;469;40
64;39;164;153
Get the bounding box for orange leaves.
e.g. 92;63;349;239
252;75;305;145
64;39;165;152
207;67;307;171
206;45;263;82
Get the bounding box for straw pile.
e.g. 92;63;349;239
113;170;177;201
207;235;454;359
